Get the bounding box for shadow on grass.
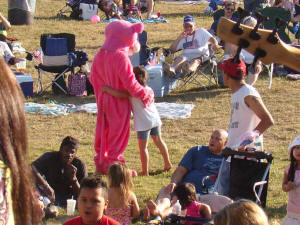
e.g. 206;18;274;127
77;45;102;50
265;204;286;218
149;169;170;176
163;12;208;19
156;86;228;103
34;16;69;20
28;93;96;105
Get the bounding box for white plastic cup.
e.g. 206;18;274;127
16;58;26;72
67;199;76;216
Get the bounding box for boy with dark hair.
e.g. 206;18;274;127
32;136;87;207
214;58;274;196
63;177;120;225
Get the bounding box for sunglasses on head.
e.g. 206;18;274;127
225;7;234;12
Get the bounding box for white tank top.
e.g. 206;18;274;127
130;86;162;131
227;84;262;148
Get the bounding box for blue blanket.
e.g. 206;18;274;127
101;17;168;23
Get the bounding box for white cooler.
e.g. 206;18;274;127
15;74;33;97
79;3;98;20
146;64;177;97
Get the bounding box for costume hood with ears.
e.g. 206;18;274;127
101;20;144;52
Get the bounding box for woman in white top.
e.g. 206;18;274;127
102;66;172;176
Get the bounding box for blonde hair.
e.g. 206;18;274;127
108;162;133;206
214;199;269;225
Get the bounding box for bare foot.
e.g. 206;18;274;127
138;171;149;176
143;207;151;221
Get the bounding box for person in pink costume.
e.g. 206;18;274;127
90;20;154;175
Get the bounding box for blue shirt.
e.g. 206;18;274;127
179;145;223;194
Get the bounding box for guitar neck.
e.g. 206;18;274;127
281;44;300;71
217;17;300;72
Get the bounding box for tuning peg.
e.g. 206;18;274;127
233;38;250;63
232;7;250;35
249;48;266;72
267;17;287;44
249;11;269;40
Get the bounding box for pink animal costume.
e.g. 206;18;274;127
90;20;153;174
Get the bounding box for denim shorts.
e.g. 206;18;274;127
137;126;161;140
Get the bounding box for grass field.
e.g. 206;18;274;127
1;0;300;224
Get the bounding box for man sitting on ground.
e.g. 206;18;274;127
143;129;228;220
32;136;87;207
163;15;219;78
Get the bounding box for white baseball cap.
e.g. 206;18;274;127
288;135;300;155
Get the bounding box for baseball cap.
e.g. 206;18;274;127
218;58;246;78
184;15;194;24
288;135;300;155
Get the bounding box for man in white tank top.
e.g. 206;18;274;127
213;58;274;196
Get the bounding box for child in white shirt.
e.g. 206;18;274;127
102;66;172;176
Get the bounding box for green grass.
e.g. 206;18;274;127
1;0;300;224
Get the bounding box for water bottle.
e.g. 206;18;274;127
159;52;165;63
172;200;181;215
254;134;264;151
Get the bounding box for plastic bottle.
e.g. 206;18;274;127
254;134;264;151
172;200;181;215
159;52;165;63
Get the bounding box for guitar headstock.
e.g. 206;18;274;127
217;17;300;72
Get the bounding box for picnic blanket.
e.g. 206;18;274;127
25;102;194;119
101;17;168;23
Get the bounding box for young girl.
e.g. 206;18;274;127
102;66;172;176
282;135;300;225
106;163;140;225
173;183;211;222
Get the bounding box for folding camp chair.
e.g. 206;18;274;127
175;48;219;90
130;31;160;67
222;148;273;208
35;33;76;95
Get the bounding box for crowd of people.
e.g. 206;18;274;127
0;0;299;224
98;0;154;20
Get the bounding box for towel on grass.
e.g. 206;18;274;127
101;17;168;23
25;102;194;119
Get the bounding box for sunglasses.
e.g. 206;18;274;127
225;7;234;12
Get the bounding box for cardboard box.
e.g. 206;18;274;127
15;74;33;97
146;64;177;97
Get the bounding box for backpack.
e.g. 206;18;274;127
68;70;87;96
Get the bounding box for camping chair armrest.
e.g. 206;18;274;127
253;181;267;205
221;147;273;162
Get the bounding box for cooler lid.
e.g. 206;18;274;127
15;75;33;83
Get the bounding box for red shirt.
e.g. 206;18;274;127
63;215;121;225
